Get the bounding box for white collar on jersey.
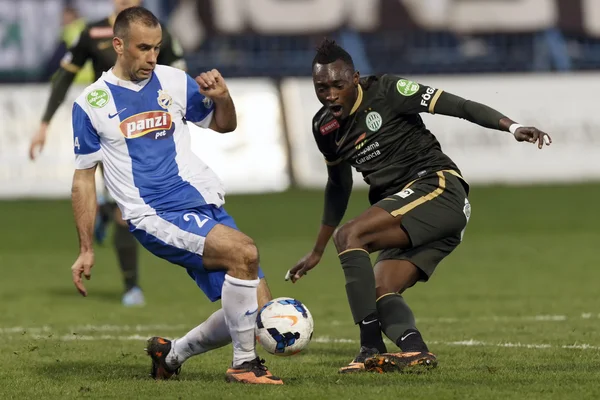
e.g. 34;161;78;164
102;68;151;92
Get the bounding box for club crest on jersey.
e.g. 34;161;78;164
354;132;367;149
366;111;382;132
157;90;173;109
203;97;213;109
320;119;340;135
119;111;174;140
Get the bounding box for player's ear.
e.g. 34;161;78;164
113;37;124;55
353;71;360;86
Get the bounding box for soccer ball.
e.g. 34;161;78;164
255;297;314;356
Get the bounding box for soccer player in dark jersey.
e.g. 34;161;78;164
29;0;186;307
287;39;552;373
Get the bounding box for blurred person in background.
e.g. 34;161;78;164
41;6;94;83
29;0;186;307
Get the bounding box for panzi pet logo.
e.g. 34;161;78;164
119;111;173;139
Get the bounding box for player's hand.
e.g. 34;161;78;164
29;123;49;160
71;251;94;297
195;69;229;100
286;251;322;283
514;126;552;149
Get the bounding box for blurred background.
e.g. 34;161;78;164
1;0;599;198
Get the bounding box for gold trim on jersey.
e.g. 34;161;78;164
429;89;444;114
60;61;81;73
349;84;363;115
390;171;446;217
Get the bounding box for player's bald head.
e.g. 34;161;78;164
312;39;355;71
113;6;160;42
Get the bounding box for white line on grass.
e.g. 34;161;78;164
1;313;597;337
11;334;599;351
0;324;187;334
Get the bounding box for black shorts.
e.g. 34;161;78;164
374;170;471;281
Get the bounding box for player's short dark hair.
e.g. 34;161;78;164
312;38;355;70
113;6;160;40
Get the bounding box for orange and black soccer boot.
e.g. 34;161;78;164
338;346;384;374
145;337;181;380
225;357;283;385
364;351;438;373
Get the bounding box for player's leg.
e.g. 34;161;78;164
208;206;274;310
334;171;469;372
375;258;423;353
133;207;281;384
113;205;144;306
333;205;407;373
365;245;456;373
199;224;282;384
364;175;470;372
152;207;275;377
161;276;272;369
257;278;273;309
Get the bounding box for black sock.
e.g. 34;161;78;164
377;293;428;352
359;313;387;353
396;329;428;353
339;249;377;324
113;224;139;292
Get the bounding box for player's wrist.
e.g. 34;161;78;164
312;248;324;257
79;245;94;254
508;123;523;136
207;91;231;102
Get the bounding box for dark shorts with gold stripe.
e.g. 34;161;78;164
374;170;471;281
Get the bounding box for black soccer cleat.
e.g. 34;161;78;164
338;346;384;374
145;337;181;380
364;351;438;373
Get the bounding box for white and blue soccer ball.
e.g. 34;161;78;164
255;297;314;356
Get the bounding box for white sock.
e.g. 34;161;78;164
221;274;260;367
166;309;231;369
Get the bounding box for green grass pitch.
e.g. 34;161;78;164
0;184;599;399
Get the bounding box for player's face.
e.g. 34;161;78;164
113;0;142;14
313;60;359;120
114;22;162;81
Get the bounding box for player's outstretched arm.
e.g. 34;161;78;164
287;162;353;283
433;91;552;149
70;166;97;297
195;69;237;133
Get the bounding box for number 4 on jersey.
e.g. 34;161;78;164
74;136;81;151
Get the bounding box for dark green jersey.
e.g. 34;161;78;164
312;74;460;204
60;17;185;79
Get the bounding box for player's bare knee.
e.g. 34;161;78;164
228;241;259;278
375;284;396;299
333;222;364;253
241;241;259;272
